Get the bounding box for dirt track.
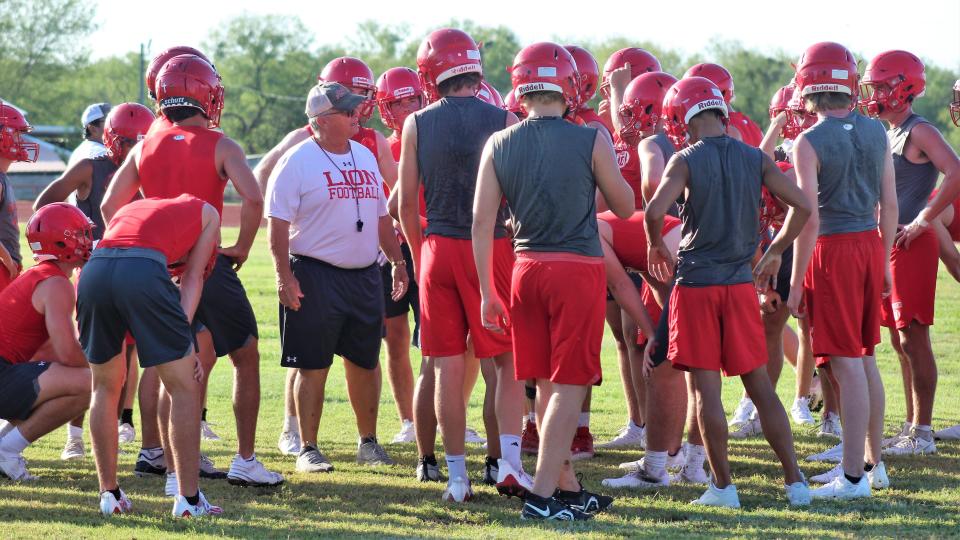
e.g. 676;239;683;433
17;201;251;227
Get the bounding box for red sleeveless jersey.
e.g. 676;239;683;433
760;161;793;235
613;134;644;209
139;125;226;215
599;211;681;272
146;115;174;137
387;132;401;161
729;110;764;147
0;262;67;363
577;107;613;136
100;195;206;264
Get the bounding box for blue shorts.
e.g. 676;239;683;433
195;254;259;357
77;248;194;367
0;358;50;421
382;242;420;347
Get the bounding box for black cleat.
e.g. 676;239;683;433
521;493;593;521
555;485;614;514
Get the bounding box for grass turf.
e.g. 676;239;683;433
2;227;959;539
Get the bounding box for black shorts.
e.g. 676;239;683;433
382;242;421;346
774;244;794;301
195;254;259;357
0;358;50;421
606;272;644;302
77;248;194;367
280;256;384;370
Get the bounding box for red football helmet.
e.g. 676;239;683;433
156;54;224;127
0;102;38;163
683;63;735;104
503;89;526;119
860;50;925;117
599;48;661;100
476;80;505;108
661;76;728;150
509;42;580;113
375;67;425;131
103;103;155;165
145;46;211;101
25;203;94;263
416;28;483;102
564;45;600;107
320;57;377;122
794;42;859;106
951;79;960;127
618;71;678;144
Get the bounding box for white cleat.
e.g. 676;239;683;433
164;472;177;497
200;421;221;441
596;424;646;449
934;424;960;441
786;477;811;506
228;454;284;487
730;418;763;439
882;435;936;456
442;476;474;502
0;449;36;481
810;463;842;484
691;481;740;508
277;429;302;455
881;423;912;448
867;461;889;489
672;463;709;485
809;475;870;500
728;397;755;427
464;427;486;445
619;448;685;472
495;460;533;499
99;489;133;515
790;397;816;425
602;469;669;489
172;491;223;518
61;437;85;461
806;442;843;463
118;423;136;445
391;419;416;444
816;413;842;439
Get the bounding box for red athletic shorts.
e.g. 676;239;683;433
881;228;937;329
511;252;605;385
419;235;513;358
803;230;884;364
667;283;766;377
636;282;663;345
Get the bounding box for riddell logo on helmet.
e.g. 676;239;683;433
808;84;844;93
697;99;725;111
393;86;415;98
518;83;546;93
353;76;373;86
450;64;480;76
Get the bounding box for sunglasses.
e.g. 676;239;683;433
319;108;357;118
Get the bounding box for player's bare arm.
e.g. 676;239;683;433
34;276;87;368
375;130;399;189
637;136;666;205
897;123;960;246
397;114;422;278
645;155;688;283
598;220;656;338
472;139;509;334
253;127;310;195
34;159;94;210
787;134;821;317
178;204;220;323
378;214;409;301
100;143;143;223
754;152;812;290
218;136;264;268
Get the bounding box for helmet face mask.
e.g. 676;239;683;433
860;50;925;118
0;103;39;163
376;67;426;131
618;71;677;145
26;203;95;264
951;79;960;127
564;45;600;109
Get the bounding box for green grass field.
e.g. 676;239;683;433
2;228;959;539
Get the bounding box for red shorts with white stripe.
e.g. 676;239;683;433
510;252;606;385
803;230;884;365
881;228;937;329
667;283;766;377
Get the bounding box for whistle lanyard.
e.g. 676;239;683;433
315;138;364;232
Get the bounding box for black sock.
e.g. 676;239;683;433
863;462;875;472
300;444;316;455
201;408;208;422
120;409;133;426
108;487;122;500
360;435;377;445
185;492;200;506
421;454;437;465
485;456;499;467
526;492;549;504
844;473;862;484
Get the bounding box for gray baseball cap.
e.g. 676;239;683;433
81;102;111;126
305;82;365;118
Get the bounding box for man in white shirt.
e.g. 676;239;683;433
266;82;409;474
67;103;111;167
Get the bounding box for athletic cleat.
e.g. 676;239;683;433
570;426;595;460
934;424;960;441
99;489;133;515
391;419;415;444
691;481;741;508
164;472;177;497
602;468;669;489
619;449;686;473
482;456;499;486
867;461;889;489
442;476;474;503
730;418;763;439
495;459;533;499
0;450;36;481
882;434;936;456
881;423;911;448
277;429;302;455
0;420;12;439
790;397;816;425
227;454;284;487
556;485;613;514
673;463;709;485
521;494;592;521
729;397;755;426
806;442;843;463
172;491;223;518
596;424;646;449
118;423;136;445
786;478;811;506
296;446;334;473
816;412;842;438
811;463;842;484
61;437;85;461
416;455;442;482
357;437;395;466
520;420;539;455
134;448;166;477
200;421;221;441
199;453;227;479
464;427;486;445
809;475;870;500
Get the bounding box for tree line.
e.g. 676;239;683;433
2;0;958;154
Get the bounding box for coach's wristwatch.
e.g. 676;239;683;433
389;259;407;266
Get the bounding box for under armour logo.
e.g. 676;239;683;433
286;356;297;363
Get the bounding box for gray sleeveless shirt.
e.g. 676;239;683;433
76;156;118;240
889;114;939;225
0;172;21;265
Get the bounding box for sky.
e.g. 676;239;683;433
89;0;960;71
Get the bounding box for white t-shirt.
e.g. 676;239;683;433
266;138;387;268
67;140;108;167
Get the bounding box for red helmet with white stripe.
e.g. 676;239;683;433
683;63;735;103
509;42;580;113
0;103;38;162
320;57;377;122
661;76;728;149
600;48;661;100
476;80;505;108
503;89;525;119
564;45;600;107
145;46;211;101
156;54;224;127
618;71;677;144
103;103;156;165
375;67;425;131
860;50;925;117
794;42;859;106
26;203;94;263
416;28;483;103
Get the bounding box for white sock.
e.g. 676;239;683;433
0;420;13;439
629;419;644;431
902;421;914;434
645;450;667;477
578;412;590;428
500;435;522;470
445;454;467;480
284;415;298;432
685;443;706;467
0;428;29;454
526;412;536;424
68;424;83;439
